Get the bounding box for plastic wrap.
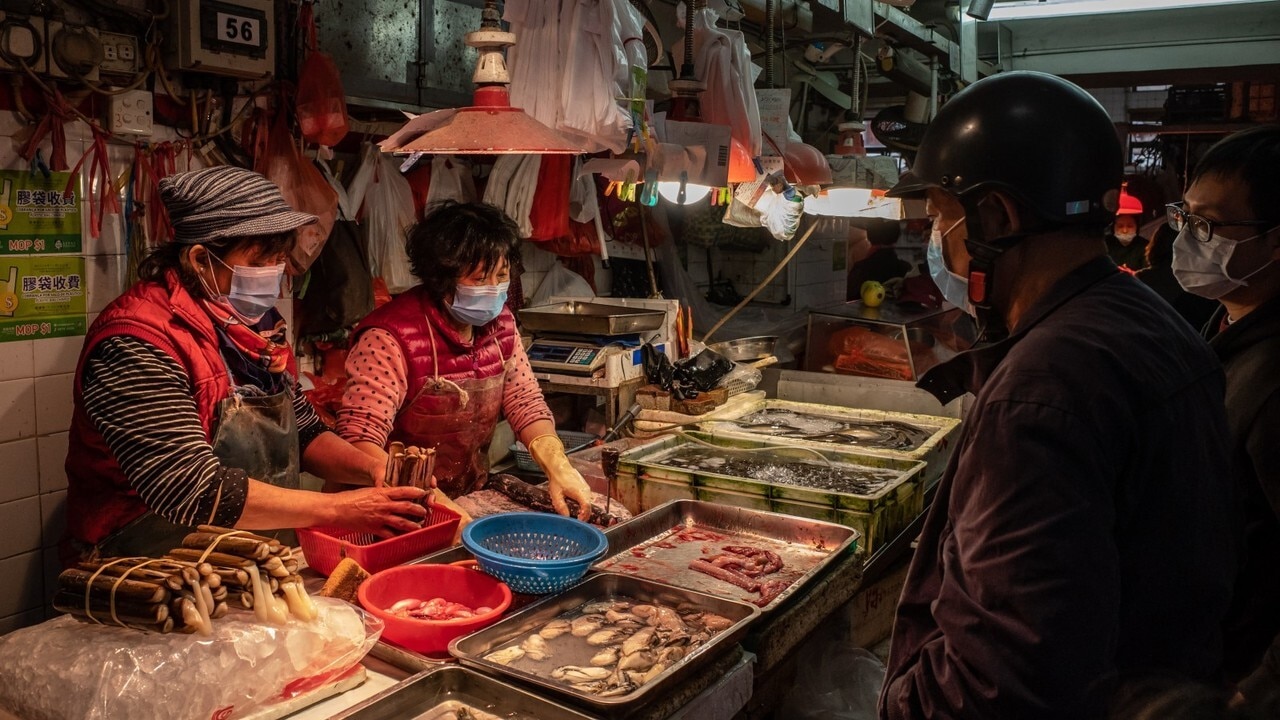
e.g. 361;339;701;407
0;598;380;720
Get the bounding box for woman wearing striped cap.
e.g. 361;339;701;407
61;165;426;564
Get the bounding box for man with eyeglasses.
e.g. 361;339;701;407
1171;124;1280;711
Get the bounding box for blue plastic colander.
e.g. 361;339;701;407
461;512;609;594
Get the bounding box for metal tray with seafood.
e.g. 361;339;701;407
450;573;758;715
592;500;858;613
332;665;601;720
697;399;960;486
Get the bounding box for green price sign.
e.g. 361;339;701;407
0;255;87;342
0;169;83;255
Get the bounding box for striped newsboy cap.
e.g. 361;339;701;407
159;166;318;244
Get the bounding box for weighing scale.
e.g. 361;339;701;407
525;334;643;377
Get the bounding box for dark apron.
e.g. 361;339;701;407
94;385;300;559
393;324;507;498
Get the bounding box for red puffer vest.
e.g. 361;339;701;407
355;286;518;417
64;271;231;555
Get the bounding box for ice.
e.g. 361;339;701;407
0;598;378;720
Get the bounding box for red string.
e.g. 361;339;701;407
20;88;73;171
67;128;121;239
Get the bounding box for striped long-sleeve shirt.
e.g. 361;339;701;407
81;335;328;528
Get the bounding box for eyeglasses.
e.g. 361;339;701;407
1166;203;1272;244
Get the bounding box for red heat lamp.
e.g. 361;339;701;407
391;0;587;155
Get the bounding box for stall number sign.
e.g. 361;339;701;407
216;12;259;45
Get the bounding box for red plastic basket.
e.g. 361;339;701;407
297;505;461;576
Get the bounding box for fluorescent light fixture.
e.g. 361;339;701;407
803;187;904;218
657;181;712;205
989;0;1264;21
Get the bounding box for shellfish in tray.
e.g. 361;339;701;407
480;595;730;696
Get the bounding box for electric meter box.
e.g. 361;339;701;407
167;0;274;78
804;302;975;382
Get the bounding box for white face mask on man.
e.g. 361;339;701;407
927;217;972;315
1172;225;1278;299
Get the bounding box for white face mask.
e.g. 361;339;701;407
1114;230;1137;245
927;218;972;315
1172;224;1278;299
201;252;286;323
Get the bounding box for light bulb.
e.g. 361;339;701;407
657;181;712;205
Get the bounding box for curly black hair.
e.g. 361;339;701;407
407;201;522;305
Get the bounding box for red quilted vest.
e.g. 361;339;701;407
64;271;232;555
354;286;518;425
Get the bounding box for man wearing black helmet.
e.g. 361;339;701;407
877;72;1235;719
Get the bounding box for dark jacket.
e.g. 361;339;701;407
1106;234;1149;272
1207;295;1280;703
879;257;1235;720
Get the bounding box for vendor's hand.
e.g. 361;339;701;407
528;434;593;520
549;468;593;521
330;485;429;539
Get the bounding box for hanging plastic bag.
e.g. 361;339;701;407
526;261;594;306
295;4;349;147
424;155;477;207
780;636;885;720
298;219;373;336
253;107;339;273
529;154;572;241
360;147;418;294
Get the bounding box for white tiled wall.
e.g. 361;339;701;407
0;118;189;635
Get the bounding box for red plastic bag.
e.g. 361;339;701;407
528;154;571;241
253;106;339;273
295;4;349;147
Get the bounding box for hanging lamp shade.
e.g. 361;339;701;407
382;1;587;155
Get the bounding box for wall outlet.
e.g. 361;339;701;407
0;12;48;74
45;21;100;82
108;90;154;136
99;31;140;76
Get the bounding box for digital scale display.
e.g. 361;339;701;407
527;341;608;375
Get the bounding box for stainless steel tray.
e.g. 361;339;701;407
332;665;601;720
593;500;858;613
449;573;758;716
519;301;666;336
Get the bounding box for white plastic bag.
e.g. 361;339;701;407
526;261;595;306
780;636;886;720
359;146;418;293
0;598;380;720
424;155;477;207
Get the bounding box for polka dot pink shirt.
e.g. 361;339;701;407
336;327;553;447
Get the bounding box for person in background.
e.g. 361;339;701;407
1106;184;1149;272
877;71;1234;719
1169;124;1280;713
337;201;593;525
62;166;428;564
1137;222;1218;330
846;219;912;301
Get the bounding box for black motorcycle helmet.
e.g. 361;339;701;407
888;71;1121;337
888;71;1123;227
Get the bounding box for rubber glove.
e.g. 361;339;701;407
527;434;594;521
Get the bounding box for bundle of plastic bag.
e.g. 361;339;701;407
253;109;339;273
0;598;379;720
294;4;349;147
675;3;762;158
423;155;477;207
347;143;417;293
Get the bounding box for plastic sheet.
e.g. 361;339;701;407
780;637;885;720
0;598;380;720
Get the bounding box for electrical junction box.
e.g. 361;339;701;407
167;0;274;78
99;31;140;77
46;21;101;82
108;89;154;136
0;12;48;75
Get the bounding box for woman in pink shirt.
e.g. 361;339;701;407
336;201;592;527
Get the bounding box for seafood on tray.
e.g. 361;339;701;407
385;597;492;621
482;597;731;697
689;545;790;607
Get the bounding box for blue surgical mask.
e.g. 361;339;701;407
927;218;973;315
448;282;510;326
206;253;285;323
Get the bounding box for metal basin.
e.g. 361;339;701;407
707;336;778;363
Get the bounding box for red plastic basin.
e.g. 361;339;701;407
358;562;512;655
